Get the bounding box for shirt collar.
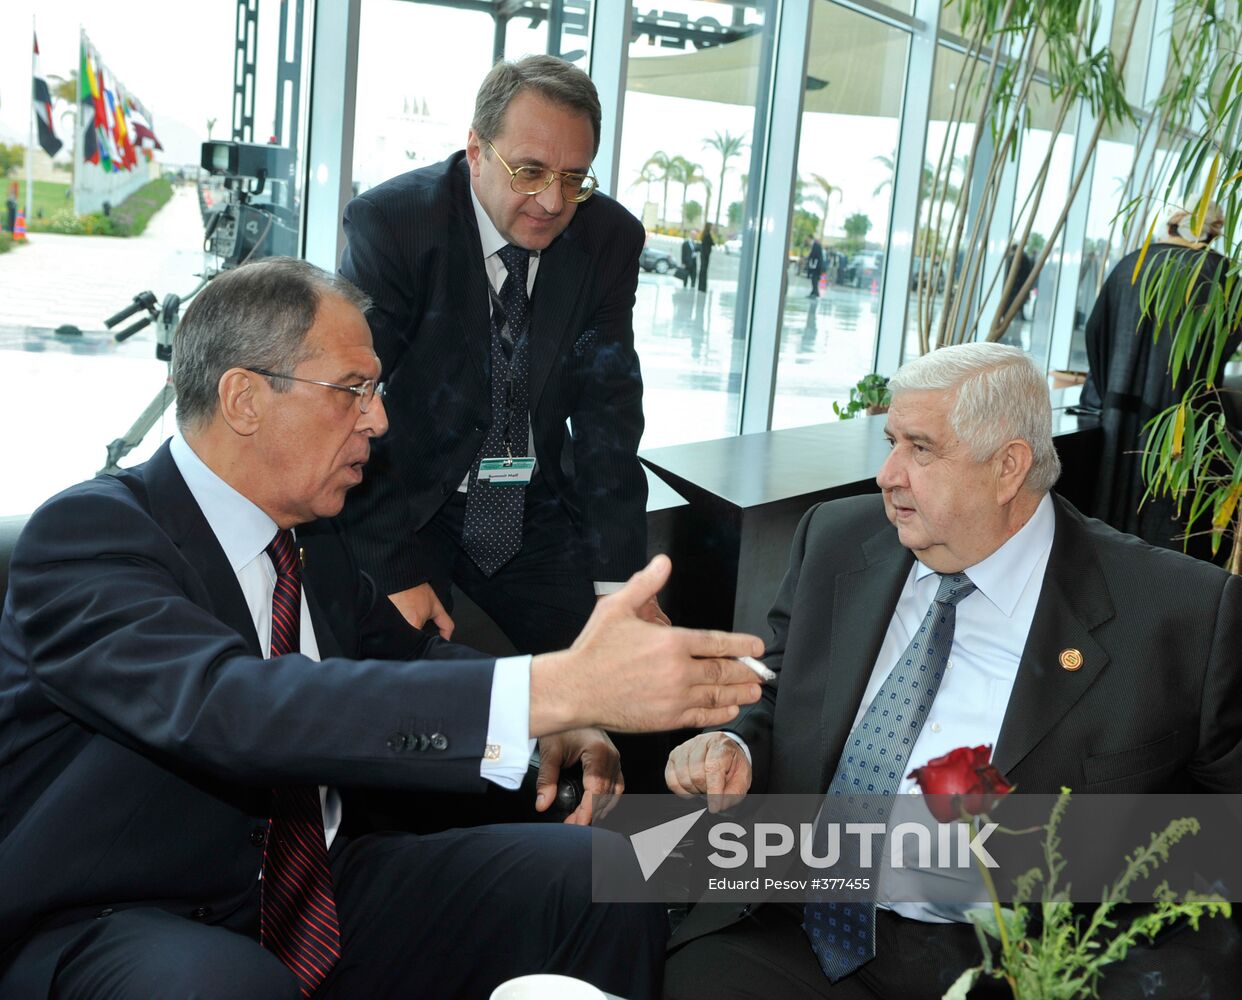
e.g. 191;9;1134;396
169;432;280;574
914;492;1055;617
469;183;541;264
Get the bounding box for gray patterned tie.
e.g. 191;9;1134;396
462;244;531;577
803;572;976;981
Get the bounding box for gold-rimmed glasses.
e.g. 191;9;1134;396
486;140;598;203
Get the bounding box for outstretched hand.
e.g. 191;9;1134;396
529;556;764;737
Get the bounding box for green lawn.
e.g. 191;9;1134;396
5;177;174;237
10;179;73;225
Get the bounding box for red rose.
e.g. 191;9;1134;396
908;745;1013;823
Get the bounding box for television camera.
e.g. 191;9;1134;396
200;139;299;268
97;141;302;473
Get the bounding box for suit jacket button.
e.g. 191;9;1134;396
97;907;114;918
191;906;213;920
387;732;409;752
415;733;431;751
430;733;448;751
249;826;267;847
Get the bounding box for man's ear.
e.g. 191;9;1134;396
995;439;1034;505
465;130;483;177
217;368;262;436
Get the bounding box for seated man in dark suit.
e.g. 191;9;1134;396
662;342;1242;999
0;258;765;1000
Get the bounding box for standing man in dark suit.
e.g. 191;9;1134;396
662;343;1242;999
339;55;662;666
0;259;766;999
681;230;699;288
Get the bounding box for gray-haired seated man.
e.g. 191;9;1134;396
663;343;1242;1000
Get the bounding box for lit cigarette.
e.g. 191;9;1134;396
738;655;776;682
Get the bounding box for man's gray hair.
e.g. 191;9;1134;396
472;55;601;156
172;257;371;432
888;343;1062;494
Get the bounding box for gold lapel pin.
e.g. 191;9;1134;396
299;546;306;568
1059;648;1083;672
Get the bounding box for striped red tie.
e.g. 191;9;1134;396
260;529;341;995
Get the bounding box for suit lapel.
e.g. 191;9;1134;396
528;221;589;411
447;159;492;385
993;495;1114;776
819;525;914;789
141;443;262;656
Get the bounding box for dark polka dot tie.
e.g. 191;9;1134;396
259;530;340;996
803;572;976;981
462;244;532;577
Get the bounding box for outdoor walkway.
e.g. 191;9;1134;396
0;186;209;516
0;184;209;333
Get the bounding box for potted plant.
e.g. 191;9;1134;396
833;373;891;419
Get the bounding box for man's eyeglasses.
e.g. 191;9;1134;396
486;141;597;203
246;367;387;413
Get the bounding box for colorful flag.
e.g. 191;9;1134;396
32;33;63;157
126;101;163;153
78;37;98;164
85;45;112;171
78;34;160;174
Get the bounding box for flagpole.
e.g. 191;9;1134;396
75;27;85;218
26;16;36;223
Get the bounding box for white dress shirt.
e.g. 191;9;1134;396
169;435;536;849
870;493;1054;920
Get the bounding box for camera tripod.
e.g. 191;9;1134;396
98;275;212;475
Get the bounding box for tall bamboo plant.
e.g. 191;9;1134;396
915;0;1136;353
1136;2;1242;574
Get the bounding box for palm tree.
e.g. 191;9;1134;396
807;173;842;243
669;155;704;226
872;154;896;197
641;150;673;226
699;176;714;229
873;152;965;206
630;162;659;206
702;130;747;227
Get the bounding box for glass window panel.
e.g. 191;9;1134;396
1069;138;1137;368
1111;0;1155;107
618;0;770;447
0;0;311;516
904;45;985;362
1001;119;1075;369
1069;140;1178;369
771;2;910;431
352;2;592;197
